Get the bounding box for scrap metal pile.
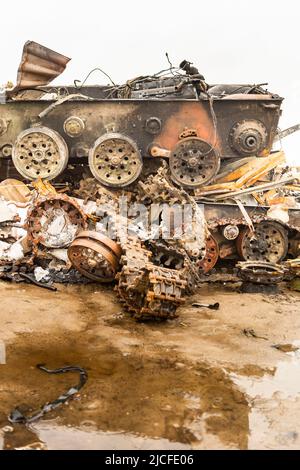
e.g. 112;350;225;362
0;169;208;320
0;41;299;319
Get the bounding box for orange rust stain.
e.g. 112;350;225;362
155;102;220;151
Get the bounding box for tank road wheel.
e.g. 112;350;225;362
89;133;143;188
12;127;68;181
169;137;220;189
198;234;219;273
236;221;288;264
68;231;122;282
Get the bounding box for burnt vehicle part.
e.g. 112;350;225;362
12;126;69;180
198;234;219;273
0;42;283;190
8;41;70;98
68;230;122;282
198;202;300;272
236;221;288;263
26;193;87;249
237;261;285;285
88;132;143;187
116;237;187;320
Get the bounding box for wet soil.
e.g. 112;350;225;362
0;281;299;450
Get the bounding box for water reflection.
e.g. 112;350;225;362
231;343;300;449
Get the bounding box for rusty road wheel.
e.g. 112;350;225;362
68;231;122;282
236;221;288;263
198;234;219;273
169;137;220;188
26;194;87;248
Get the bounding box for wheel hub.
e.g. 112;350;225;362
198;234;219;273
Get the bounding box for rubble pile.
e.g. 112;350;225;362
0;170;209;319
0;152;299;320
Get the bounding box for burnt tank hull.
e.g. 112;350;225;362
0;93;282;187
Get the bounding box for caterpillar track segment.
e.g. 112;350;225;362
115;237;187;321
0;41;283;190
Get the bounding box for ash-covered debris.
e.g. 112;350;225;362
0;162;298;321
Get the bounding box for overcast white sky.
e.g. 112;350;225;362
1;0;299;164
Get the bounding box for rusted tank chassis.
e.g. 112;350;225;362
0;95;282;189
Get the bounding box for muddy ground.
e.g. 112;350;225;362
0;279;299;450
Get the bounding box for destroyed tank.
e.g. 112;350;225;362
0;41;283;190
0;42;299;321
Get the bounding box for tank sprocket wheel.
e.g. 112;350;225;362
26;194;87;248
89;133;143;188
236;221;288;263
198;234;219;273
68;231;122;282
169;137;220;188
12;127;68;181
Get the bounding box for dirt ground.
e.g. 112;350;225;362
0;279;300;450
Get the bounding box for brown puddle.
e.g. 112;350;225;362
0;331;249;450
0;282;300;450
231;344;300;449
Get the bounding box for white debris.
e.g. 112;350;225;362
267;204;290;224
40;209;78;248
0;199;17;222
0;240;24;262
34;267;50;283
49;249;69;263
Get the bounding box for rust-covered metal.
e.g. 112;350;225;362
0;41;283;190
68;231;122;282
26;193;87;248
10;41;70;94
0;42;300;322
